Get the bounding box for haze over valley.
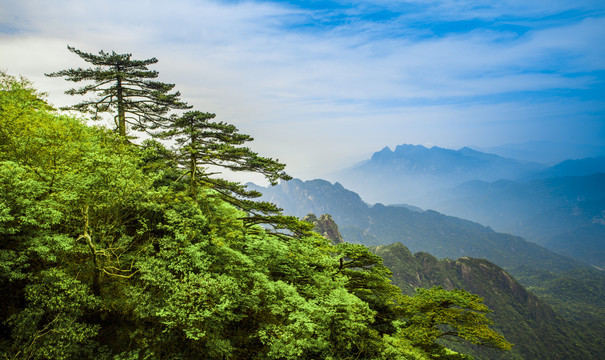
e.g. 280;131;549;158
317;142;605;269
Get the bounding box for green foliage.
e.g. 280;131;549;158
5;269;101;360
396;286;511;356
335;244;401;315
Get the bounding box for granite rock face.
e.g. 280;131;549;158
303;213;344;245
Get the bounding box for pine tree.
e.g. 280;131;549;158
160;110;308;236
46;45;190;137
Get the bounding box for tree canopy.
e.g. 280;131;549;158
395;286;512;357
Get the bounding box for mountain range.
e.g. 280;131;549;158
326;143;605;267
249;178;587;270
249;142;605;358
330;144;605;206
304;213;602;359
331;144;545;204
421;173;605;268
248;179;604;325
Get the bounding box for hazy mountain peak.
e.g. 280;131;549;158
380;143;499;161
331;143;547;204
393;143;429;154
370;146;394;161
457;146;482;155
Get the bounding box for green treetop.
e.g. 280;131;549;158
46;45;190;137
393;286;513;358
162;110;290;192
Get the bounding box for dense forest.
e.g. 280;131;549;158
0;49;512;359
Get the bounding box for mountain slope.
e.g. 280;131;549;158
374;242;602;360
252;179;580;273
528;156;605;179
304;213;602;359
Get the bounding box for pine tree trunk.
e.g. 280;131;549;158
190;138;197;198
117;77;126;137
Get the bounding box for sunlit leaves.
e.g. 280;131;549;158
396;286;512;357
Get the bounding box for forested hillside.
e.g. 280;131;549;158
0;60;512;359
374;243;602;359
305;215;602;359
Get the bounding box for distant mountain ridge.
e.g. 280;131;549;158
527;156;605;179
422;173;605;268
475;141;605;165
330;143;605;206
327;143;605;270
357;144;543;179
331;144;544;204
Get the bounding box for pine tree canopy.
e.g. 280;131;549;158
46;45;191;137
162;110;290;186
157;110;295;235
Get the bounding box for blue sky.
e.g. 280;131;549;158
1;0;604;179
